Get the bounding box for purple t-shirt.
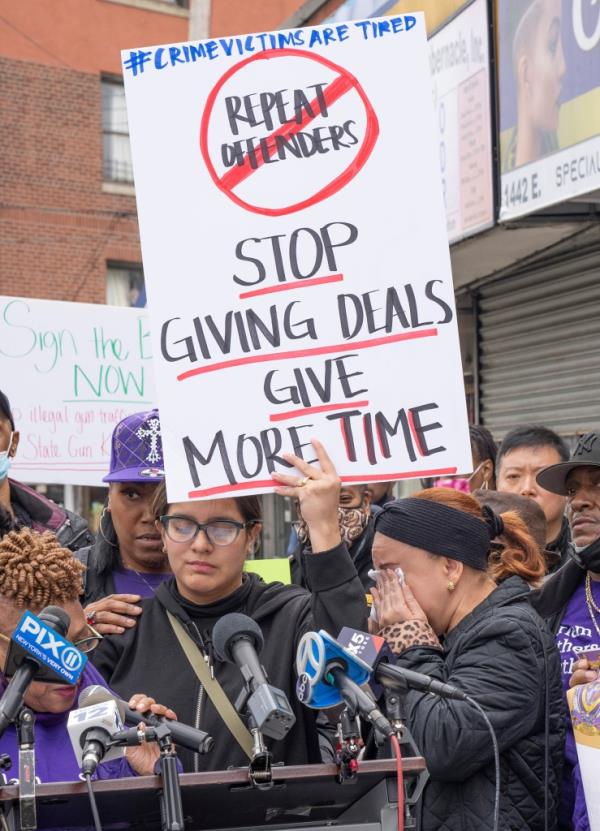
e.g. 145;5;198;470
113;568;170;598
0;663;134;784
556;577;600;831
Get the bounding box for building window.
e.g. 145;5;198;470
107;263;146;308
102;79;133;183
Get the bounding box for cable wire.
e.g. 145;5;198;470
465;696;499;831
84;773;103;831
390;734;404;831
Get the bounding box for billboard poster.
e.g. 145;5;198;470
121;16;472;502
498;0;600;220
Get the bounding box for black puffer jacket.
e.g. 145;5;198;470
395;577;565;831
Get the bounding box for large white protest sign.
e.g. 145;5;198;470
122;16;472;501
0;297;155;486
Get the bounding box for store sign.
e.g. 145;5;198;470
430;0;493;242
0;297;156;486
122;17;472;501
327;0;493;243
498;0;600;220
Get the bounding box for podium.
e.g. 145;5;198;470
0;758;426;830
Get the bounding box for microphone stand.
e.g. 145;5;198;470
16;708;36;831
233;688;272;789
382;686;428;830
334;709;362;784
153;722;185;831
108;723;184;831
247;718;272;789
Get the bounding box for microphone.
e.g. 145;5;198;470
0;607;85;738
337;627;468;701
67;692;125;777
212;613;296;741
295;630;394;738
78;686;214;755
326;661;394;738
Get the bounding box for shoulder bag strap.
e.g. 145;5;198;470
166;610;254;759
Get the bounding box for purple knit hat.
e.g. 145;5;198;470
103;409;165;483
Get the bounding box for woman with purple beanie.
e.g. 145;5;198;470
76;409;172;636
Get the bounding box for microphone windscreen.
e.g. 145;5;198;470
78;685;125;719
212;613;264;662
38;605;70;637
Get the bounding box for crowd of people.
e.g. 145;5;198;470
0;386;599;831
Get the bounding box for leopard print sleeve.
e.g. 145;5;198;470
379;620;442;655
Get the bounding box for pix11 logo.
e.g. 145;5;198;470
13;611;87;684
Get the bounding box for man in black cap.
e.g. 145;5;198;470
532;432;600;831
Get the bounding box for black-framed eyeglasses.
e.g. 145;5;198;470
160;515;257;546
0;624;103;655
73;623;103;654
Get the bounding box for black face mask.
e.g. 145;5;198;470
572;538;600;572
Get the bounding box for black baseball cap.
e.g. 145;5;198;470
536;432;600;495
0;390;14;431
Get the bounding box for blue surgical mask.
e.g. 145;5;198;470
0;432;13;481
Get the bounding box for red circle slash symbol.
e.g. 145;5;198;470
199;48;379;216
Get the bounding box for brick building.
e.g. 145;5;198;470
0;0;195;518
0;0;191;306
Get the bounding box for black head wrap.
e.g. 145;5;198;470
374;498;495;571
481;504;504;538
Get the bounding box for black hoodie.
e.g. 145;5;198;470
93;543;367;772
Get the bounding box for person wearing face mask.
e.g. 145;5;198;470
76;409;171;637
290;483;377;591
370;489;563;831
432;424;496;493
497;425;571;571
93;440;368;773
532;432;600;831
0;526;175;783
0;389;93;552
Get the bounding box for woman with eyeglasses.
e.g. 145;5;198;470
93;440;368;773
0;527;175;782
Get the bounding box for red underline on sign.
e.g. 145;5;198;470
187;467;458;499
219;72;354;192
177;328;438;381
239;273;344;300
270;400;369;422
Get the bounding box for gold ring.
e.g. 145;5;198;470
298;476;311;487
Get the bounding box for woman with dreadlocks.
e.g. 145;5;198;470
0;526;174;782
